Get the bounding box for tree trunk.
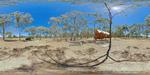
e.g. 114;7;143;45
70;33;73;41
17;23;21;41
2;23;5;41
19;31;21;41
40;33;42;40
146;33;148;38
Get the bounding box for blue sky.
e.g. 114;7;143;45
0;1;149;35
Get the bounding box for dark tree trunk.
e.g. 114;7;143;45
19;31;21;41
2;23;5;41
40;33;42;40
70;33;73;41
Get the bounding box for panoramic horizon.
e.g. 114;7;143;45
0;0;149;36
0;1;150;75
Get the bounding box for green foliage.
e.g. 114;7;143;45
48;11;92;41
113;23;149;38
25;26;49;39
12;11;33;27
0;0;149;40
114;25;127;37
12;11;33;40
5;32;12;38
145;15;150;26
25;27;37;37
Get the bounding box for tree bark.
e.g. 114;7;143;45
19;31;21;40
2;23;5;41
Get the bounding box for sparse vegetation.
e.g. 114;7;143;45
0;0;150;75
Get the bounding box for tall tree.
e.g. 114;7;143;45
61;15;70;40
49;11;89;41
97;18;110;31
89;13;102;31
64;11;89;41
145;15;150;26
114;25;129;37
12;11;33;40
5;32;13;38
127;24;144;38
0;14;11;41
36;26;49;40
49;17;62;40
145;15;150;38
25;27;37;38
114;26;125;37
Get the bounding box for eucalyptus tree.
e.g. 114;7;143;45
41;27;49;38
49;17;62;40
81;27;93;39
97;18;110;31
127;24;145;38
145;15;150;26
89;13;109;31
59;15;71;40
26;26;49;39
0;14;11;41
61;15;70;40
113;25;129;37
25;27;37;38
35;26;49;40
144;15;150;38
122;25;129;37
144;30;150;38
49;25;58;39
63;11;89;41
89;13;102;30
5;32;12;38
12;11;33;40
114;26;125;37
49;11;89;41
136;24;146;38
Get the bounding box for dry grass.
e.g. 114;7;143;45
0;38;150;75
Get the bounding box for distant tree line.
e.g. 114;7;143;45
24;11;110;41
113;23;150;38
0;11;33;41
0;11;149;41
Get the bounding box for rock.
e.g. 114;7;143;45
25;37;33;41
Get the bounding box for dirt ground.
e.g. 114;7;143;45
0;38;150;75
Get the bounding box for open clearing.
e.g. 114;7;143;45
0;38;150;75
